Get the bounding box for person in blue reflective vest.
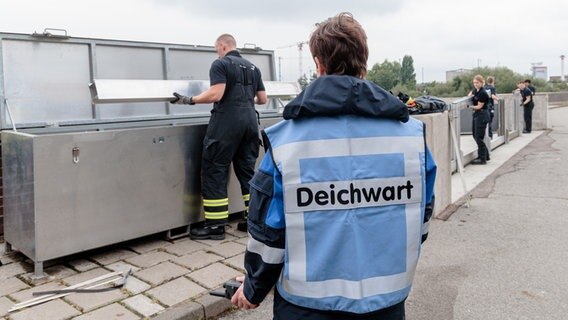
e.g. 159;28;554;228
231;12;437;320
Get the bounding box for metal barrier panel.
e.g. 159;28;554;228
2;39;93;125
0;32;276;130
95;45;168;119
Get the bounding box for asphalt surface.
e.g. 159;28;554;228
216;107;568;320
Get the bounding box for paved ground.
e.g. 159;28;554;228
1;107;567;320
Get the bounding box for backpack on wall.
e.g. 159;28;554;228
410;95;448;114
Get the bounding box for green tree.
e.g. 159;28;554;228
400;55;416;87
367;59;401;90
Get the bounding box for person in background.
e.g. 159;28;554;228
524;79;536;96
231;12;437;319
484;76;498;139
171;34;267;240
468;75;490;164
518;81;534;133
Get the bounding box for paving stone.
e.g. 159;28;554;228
9;281;67;303
196;294;233;319
9;299;80;320
0;262;29;281
134;262;189;286
147;277;207;307
19;264;77;286
104;261;140;274
225;224;247;238
234;237;249;246
42;265;78;281
193;234;237;247
0;277;29;297
73;303;140;320
163;239;209;257
171;250;223;270
90;249;137;266
206;242;246;258
64;287;127;313
186;263;242;289
62;268;115;286
1;243;26;263
151;300;204;320
127;238;172;254
124;277;151;295
68;259;99;272
123;294;164;317
0;296;12;318
224;253;245;272
125;251;176;268
0;251;25;265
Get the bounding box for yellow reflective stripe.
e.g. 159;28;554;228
203;199;229;206
205;211;229;217
242;194;250;201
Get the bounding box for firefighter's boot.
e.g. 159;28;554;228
190;219;227;240
237;219;247;232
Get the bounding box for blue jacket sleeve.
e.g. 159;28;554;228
422;146;437;243
243;150;286;305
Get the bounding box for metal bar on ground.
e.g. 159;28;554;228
8;270;128;312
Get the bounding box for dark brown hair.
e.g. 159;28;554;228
309;12;368;78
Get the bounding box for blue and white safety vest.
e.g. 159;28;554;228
264;114;428;313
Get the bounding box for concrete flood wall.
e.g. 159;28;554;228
413;112;451;217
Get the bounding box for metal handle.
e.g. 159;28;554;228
32;28;69;39
72;147;80;164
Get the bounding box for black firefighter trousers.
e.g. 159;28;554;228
201;106;259;225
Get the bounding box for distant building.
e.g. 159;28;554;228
549;76;564;82
446;68;472;82
531;63;548;80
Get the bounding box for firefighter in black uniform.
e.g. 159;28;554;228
171;34;267;240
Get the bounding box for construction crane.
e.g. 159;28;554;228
276;41;309;81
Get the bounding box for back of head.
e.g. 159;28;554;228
216;34;237;49
487;76;495;85
309;12;368;78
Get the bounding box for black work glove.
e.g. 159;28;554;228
170;92;195;105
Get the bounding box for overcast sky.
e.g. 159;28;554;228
1;0;566;82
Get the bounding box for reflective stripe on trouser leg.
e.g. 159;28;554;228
203;198;229;221
242;194;250;217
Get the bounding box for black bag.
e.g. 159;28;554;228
410;95;448;114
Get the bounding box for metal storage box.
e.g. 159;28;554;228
0;31;296;276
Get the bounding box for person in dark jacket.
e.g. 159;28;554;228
468;74;490;164
518;80;534;133
524;79;536;96
231;12;437;320
171;34;267;240
484;76;498;139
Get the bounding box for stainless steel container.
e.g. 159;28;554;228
0;31;296;277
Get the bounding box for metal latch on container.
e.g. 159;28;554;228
72;147;80;164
